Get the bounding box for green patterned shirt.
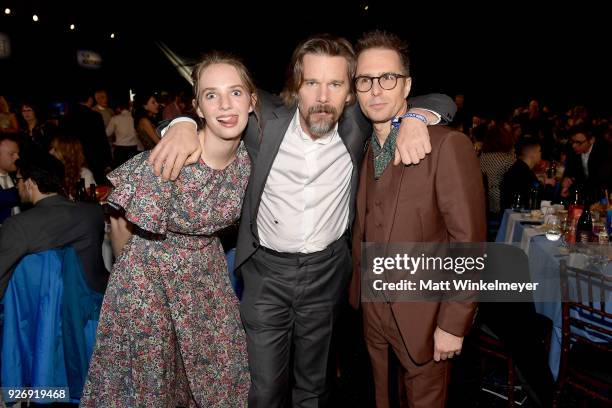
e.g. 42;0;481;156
371;126;399;180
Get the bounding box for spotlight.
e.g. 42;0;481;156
364;5;369;10
32;14;39;22
70;24;75;30
110;33;115;39
4;8;10;15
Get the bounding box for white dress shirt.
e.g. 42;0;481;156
257;109;352;253
580;144;593;178
0;172;11;189
106;110;138;147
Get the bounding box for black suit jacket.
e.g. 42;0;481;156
0;195;109;298
0;185;19;224
563;140;612;202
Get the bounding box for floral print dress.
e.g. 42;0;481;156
81;143;251;407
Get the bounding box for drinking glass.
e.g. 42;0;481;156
546;215;562;241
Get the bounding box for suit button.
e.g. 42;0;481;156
376;222;382;228
375;200;381;206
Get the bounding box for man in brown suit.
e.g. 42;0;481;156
348;31;486;408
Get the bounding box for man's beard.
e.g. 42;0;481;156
305;104;339;138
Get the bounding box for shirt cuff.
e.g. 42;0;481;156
161;117;197;137
422;109;442;125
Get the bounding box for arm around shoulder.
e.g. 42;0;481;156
409;93;457;124
149;118;201;180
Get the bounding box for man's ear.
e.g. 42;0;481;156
24;178;35;192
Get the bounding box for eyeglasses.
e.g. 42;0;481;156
354;73;408;92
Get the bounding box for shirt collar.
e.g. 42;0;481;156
292;108;338;145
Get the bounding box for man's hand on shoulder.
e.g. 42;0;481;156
149;120;201;180
394;108;436;166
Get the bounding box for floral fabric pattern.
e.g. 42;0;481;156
81;143;251;407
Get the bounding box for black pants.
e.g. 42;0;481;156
239;236;351;408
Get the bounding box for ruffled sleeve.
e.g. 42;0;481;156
106;152;172;235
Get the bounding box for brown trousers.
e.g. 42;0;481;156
363;302;450;408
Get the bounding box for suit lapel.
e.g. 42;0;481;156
249;107;294;220
338;106;371;168
587;141;600;178
356;147;370;234
338;115;361;167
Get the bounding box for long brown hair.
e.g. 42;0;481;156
280;34;356;107
50;135;87;198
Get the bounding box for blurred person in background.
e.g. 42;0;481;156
49;135;95;199
162;90;187;120
0;152;108;299
561;125;612;203
0;96;19;135
480;113;517;217
93;89;115;128
0;134;20;223
133;91;161;150
61;90;112;184
18;101;55;155
106;98;139;168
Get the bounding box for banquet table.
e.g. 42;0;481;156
494;209;611;378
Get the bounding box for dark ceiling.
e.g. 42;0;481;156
1;1;610;114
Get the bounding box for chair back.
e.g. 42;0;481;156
560;260;612;350
0;247;103;403
558;260;611;400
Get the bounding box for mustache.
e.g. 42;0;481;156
307;104;337;116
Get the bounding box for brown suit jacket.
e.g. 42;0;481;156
349;125;486;364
